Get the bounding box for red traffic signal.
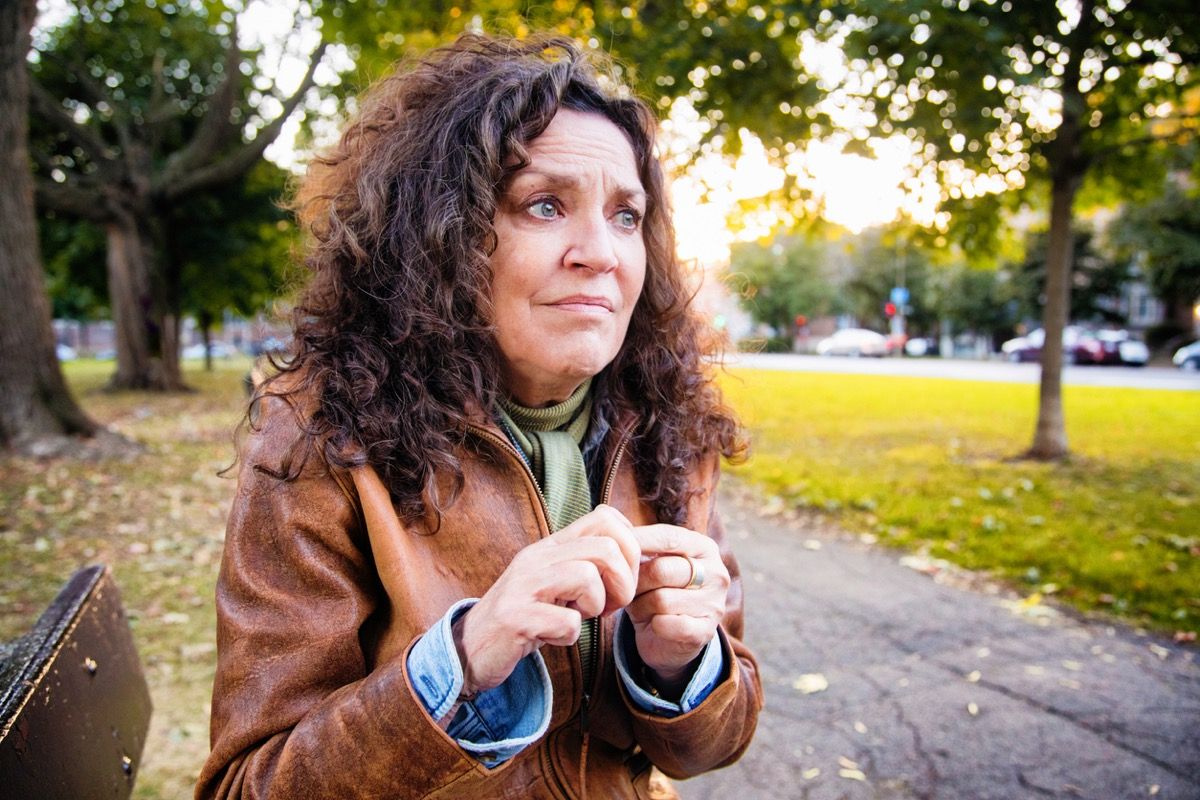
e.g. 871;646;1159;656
794;314;808;328
884;302;897;317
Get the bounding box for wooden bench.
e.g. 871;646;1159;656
0;565;152;799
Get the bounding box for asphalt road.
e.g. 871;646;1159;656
728;353;1200;391
681;484;1200;800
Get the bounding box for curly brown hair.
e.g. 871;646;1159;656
262;33;744;527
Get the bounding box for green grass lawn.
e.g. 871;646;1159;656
721;368;1200;636
0;360;1195;798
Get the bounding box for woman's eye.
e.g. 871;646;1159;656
527;199;559;219
615;209;642;230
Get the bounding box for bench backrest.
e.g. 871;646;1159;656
0;565;152;799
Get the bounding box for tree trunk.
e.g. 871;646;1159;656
0;0;98;451
199;310;213;372
1026;2;1094;462
1027;168;1079;460
105;214;187;390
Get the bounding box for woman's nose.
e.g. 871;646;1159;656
564;212;619;273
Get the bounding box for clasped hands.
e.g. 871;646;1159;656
452;505;728;699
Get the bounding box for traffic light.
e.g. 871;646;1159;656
884;302;897;318
794;314;808;328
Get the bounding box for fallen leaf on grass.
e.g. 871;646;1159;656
837;756;858;770
967;702;979;716
1017;592;1043;609
899;554;950;575
853;721;868;734
839;769;866;782
793;674;829;694
966;670;981;683
1148;644;1170;660
802;768;820;780
1000;596;1059;620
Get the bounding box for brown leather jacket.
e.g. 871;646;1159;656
196;396;762;800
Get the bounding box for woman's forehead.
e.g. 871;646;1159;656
508;109;643;194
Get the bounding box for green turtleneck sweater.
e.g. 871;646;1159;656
496;378;594;533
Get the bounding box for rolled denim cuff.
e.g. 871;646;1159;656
407;598;478;720
612;609;725;716
406;598;553;768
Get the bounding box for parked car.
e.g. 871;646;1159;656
1174;340;1200;371
181;342;239;360
816;328;889;357
1003;326;1082;363
1001;326;1146;366
903;337;940;357
1092;329;1149;366
248;336;292;356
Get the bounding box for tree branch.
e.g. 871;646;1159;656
28;75;113;166
35;178;111;224
66;56;136;159
1090;123;1199;163
159;20;244;187
161;40;327;200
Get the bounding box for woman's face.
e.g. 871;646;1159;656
490;108;647;407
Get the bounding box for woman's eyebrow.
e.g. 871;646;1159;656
510;169;646;205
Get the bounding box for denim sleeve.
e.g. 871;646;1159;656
612;610;726;716
406;599;553;768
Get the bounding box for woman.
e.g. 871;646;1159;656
197;33;762;800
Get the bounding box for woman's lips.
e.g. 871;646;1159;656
547;295;614;313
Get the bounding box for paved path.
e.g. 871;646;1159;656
729;353;1200;391
682;484;1200;800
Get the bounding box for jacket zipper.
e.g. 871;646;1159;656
468;422;632;800
467;424;554;532
581;430;631;716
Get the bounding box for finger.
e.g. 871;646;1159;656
648;613;718;652
632;523;717;560
555;505;640;576
636;555;695;594
538;537;638;611
533;560;606;619
521;603;582;648
626;587;724;625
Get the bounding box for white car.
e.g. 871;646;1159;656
1174;341;1200;371
182;342;239;360
816;328;889;357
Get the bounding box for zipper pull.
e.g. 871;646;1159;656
580;690;590;732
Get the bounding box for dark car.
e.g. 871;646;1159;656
1002;326;1089;363
1001;326;1148;366
1091;330;1149;366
